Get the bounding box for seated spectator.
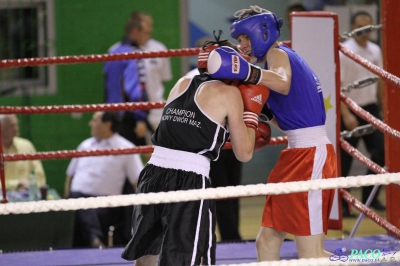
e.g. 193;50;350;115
0;114;46;190
65;111;144;248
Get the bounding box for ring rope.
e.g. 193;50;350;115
338;139;400;237
0;101;165;114
2;40;398;95
340;92;400;141
340;189;397;237
339;43;400;88
1;173;399;214
340;138;400;235
2;146;154;161
339;139;391;226
0;48;201;69
340;139;387;175
1;173;399;238
1;137;287;162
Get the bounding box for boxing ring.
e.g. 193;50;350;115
1;2;400;265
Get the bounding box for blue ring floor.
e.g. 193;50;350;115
0;235;399;266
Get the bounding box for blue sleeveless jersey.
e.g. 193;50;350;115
266;45;326;131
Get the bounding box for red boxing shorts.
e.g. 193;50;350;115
261;126;337;236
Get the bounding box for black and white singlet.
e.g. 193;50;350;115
151;74;228;161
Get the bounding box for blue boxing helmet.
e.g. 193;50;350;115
230;6;283;62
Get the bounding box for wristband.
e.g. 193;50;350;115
245;65;262;85
243;111;258;130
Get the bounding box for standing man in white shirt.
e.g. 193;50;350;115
340;11;385;215
141;37;172;133
65;111;144;248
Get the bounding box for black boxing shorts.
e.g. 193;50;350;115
121;146;216;266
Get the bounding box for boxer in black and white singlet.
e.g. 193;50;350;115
121;35;270;265
152;73;229;159
122;74;229;266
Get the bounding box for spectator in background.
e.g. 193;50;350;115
140;34;173;133
185;36;243;242
65;111;143;248
0;114;46;190
286;2;307;31
103;11;151;147
340;11;385;215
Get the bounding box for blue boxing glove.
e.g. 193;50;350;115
207;46;263;84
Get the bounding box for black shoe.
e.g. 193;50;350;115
370;200;386;211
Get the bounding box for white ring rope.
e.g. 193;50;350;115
1;173;399;215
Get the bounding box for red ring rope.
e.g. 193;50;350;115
0;48;201;69
2;137;288;162
3;146;154;161
339;43;400;88
340;139;400;237
340;138;387;175
341;189;400;238
0;101;165;114
340;92;400;141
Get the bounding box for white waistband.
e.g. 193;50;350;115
148;146;211;177
284;125;331;148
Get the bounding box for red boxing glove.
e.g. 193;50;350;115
254;121;271;151
238;84;270;129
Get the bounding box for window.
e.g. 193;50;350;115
0;0;55;96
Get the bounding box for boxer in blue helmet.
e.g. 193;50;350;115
206;5;337;262
230;6;283;62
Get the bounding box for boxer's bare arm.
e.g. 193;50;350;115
197;81;255;162
259;48;292;95
221;84;255;162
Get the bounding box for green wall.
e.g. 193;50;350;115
0;0;181;194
